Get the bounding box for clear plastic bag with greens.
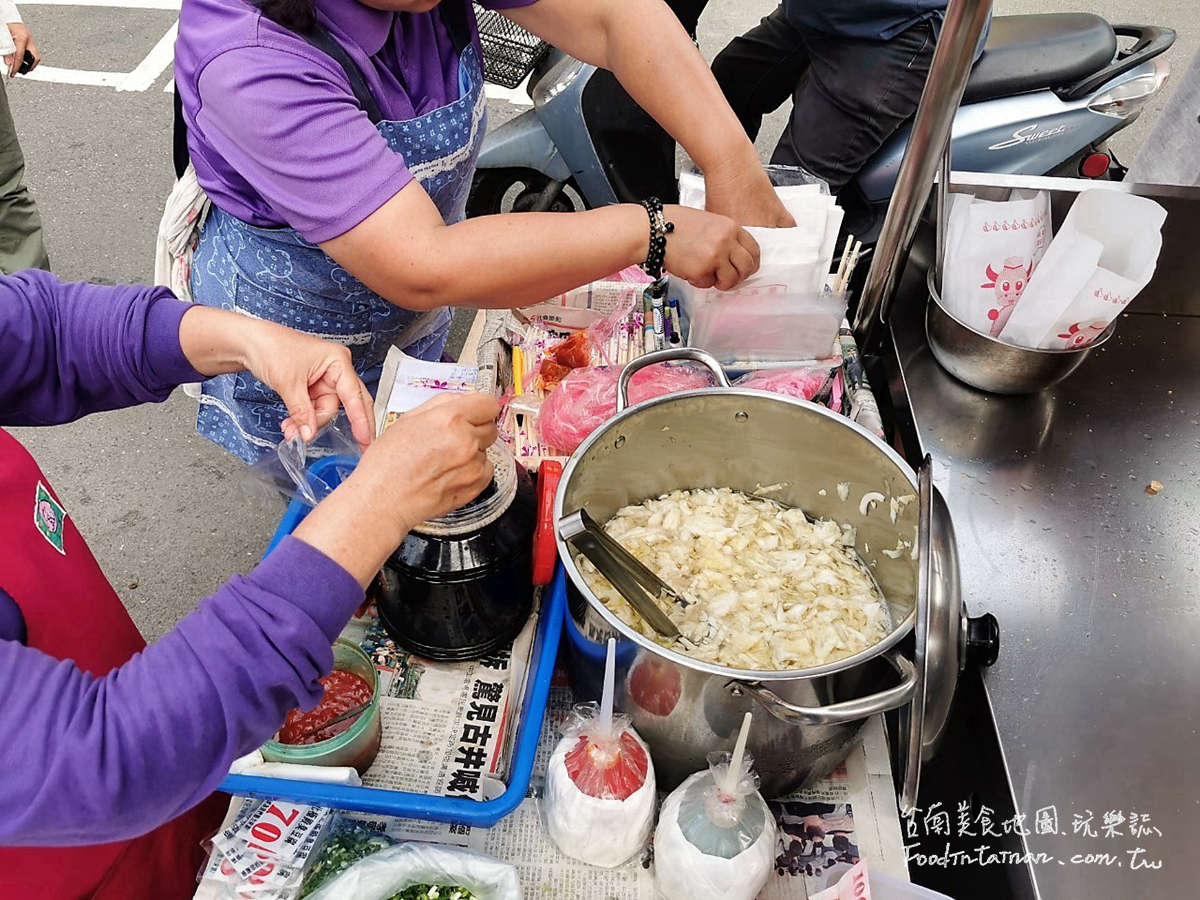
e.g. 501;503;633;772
303;843;519;900
652;714;776;900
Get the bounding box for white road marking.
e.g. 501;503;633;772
24;0;180;8
23;66;125;88
118;22;176;91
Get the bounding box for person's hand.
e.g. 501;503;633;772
662;205;760;290
5;24;40;79
179;306;375;449
350;393;499;539
240;319;375;449
703;159;795;229
293;392;500;585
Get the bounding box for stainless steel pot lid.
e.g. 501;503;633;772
901;455;935;815
901;455;1000;814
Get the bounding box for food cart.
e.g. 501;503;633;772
199;0;1197;893
879;173;1200;899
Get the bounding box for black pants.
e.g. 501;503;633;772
712;8;935;192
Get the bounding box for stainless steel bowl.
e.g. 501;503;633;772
925;268;1113;395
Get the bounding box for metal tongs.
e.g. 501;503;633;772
558;508;686;638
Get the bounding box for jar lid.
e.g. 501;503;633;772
413;443;518;537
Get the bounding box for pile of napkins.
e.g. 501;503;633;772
678;170;842;294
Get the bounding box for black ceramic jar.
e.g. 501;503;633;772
374;445;536;661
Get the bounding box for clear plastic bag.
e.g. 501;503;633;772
538;362;716;452
653;748;776;900
734;366;835;402
246;418;362;507
302;843;520;900
530;288;640;393
544;701;656;867
298;819;397;898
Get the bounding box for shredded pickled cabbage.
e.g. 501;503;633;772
578;488;890;671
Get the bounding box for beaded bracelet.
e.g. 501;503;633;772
639;197;675;279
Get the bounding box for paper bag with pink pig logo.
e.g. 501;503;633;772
941;188;1051;336
1000;190;1167;349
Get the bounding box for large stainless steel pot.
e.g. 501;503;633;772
554;349;972;798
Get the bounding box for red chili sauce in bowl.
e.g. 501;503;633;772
278;669;374;746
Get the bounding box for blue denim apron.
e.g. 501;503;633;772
191;44;486;463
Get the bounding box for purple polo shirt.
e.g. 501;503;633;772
175;0;537;243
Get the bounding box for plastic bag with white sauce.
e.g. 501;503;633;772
653;715;775;900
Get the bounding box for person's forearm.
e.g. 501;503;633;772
507;0;760;180
0;271;202;427
292;467;410;587
599;0;760;177
324;200;649;311
178;304;300;378
0;537;363;846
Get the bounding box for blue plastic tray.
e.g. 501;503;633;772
219;456;565;826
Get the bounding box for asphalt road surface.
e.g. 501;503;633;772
9;0;1194;640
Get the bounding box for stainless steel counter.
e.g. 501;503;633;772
889;176;1200;898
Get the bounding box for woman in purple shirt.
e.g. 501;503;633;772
175;0;793;462
0;270;498;896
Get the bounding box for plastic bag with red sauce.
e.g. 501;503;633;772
543;701;657;867
538;362;716;452
562;722;650;801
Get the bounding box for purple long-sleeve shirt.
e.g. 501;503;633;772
0;270;364;846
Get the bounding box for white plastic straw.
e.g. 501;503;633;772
724;711;753;795
600;637;617;734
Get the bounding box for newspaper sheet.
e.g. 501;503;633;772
265;681;908;900
372;351;480;434
333;604;539;848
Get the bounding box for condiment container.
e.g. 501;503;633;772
375;443;536;661
261;639;382;774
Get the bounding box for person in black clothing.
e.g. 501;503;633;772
712;0;986;193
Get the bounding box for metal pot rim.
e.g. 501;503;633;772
555;385;918;682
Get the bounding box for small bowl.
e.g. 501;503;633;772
261;639;382;774
925;268;1113;395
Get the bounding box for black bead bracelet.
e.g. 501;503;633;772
639;197;675;279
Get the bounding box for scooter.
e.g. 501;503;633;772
467;12;1174;240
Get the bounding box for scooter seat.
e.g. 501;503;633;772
964;13;1117;104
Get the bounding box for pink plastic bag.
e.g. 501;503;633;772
539;363;716;452
733;366;832;401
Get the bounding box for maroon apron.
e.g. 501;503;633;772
0;428;226;899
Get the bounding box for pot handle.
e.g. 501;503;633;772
616;347;731;412
725;652;917;726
